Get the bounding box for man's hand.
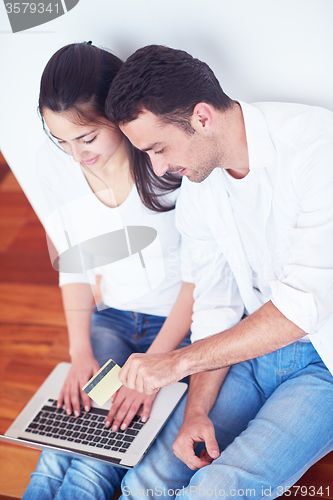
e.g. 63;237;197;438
173;412;220;470
118;351;187;394
57;354;100;416
105;386;157;431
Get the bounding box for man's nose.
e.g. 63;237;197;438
150;156;169;177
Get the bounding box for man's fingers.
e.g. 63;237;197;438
205;439;220;460
172;415;219;470
142;382;159;395
118;360;131;386
198;449;218;466
204;430;220;460
119;355;153;393
173;439;201;470
174;439;218;470
119;353;176;394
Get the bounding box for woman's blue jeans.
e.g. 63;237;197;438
120;341;333;499
22;307;191;500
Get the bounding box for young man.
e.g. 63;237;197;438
105;45;333;498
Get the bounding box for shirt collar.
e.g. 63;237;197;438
237;101;277;171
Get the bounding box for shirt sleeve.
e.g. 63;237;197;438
270;135;333;333
176;178;244;342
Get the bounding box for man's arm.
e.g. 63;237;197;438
118;301;304;394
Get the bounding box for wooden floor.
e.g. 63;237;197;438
0;151;333;499
0;151;69;499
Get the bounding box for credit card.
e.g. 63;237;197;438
82;359;122;406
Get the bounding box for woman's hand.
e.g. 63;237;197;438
57;354;100;416
105;386;157;431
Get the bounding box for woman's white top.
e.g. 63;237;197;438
37;141;182;317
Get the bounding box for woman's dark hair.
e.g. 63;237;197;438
39;42;181;212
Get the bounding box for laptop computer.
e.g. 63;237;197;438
0;362;187;469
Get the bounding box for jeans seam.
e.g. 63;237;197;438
53;485;62;500
134;316;150;342
142;318;150;338
276;342;299;376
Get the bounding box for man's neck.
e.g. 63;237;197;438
218;101;249;179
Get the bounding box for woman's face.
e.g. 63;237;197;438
43;108;123;170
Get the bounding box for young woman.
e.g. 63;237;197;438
22;42;193;500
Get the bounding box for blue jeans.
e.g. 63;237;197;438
22;307;191;500
120;341;333;499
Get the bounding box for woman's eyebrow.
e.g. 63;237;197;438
50;130;97;141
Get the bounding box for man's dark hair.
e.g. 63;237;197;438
106;45;234;133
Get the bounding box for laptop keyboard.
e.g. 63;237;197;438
24;399;146;453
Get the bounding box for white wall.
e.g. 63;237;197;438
0;0;332;224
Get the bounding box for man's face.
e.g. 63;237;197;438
120;111;220;183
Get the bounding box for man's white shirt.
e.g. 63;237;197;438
176;101;333;373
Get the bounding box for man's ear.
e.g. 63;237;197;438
191;103;215;132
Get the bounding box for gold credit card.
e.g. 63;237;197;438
82;359;122;406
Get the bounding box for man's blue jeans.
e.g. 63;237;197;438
22;307;191;500
120;341;333;499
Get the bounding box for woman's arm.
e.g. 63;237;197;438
148;282;194;353
57;283;100;416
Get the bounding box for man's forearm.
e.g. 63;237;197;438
118;301;305;394
185;368;230;418
181;301;304;378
